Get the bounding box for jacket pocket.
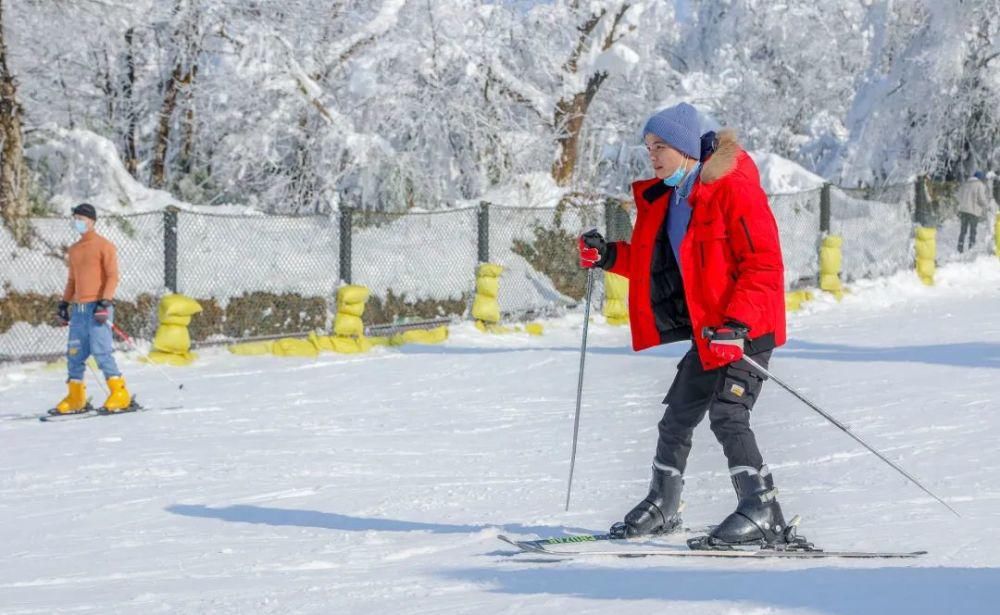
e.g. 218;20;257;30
691;219;727;268
715;365;764;411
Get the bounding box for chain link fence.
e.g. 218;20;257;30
2;178;999;362
830;184;913;281
771;188;822;287
488;199;604;317
0;213;164;361
175;211;341;341
352;207;478;323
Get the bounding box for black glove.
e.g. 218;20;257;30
579;229;614;269
94;299;113;325
57;300;70;325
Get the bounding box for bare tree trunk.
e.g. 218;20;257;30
123;27;139;178
150;66;197;188
552;73;607;186
178;64;198;175
0;0;30;245
151;2;199;190
150;63;183;189
551;3;632;187
97;48;114;129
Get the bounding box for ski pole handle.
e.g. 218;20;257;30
111;323;136;348
702;326;741;341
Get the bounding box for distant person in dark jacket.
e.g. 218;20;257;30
957;171;993;253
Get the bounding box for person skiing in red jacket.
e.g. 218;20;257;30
578;102;789;547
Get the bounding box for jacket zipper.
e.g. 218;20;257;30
739;217;756;253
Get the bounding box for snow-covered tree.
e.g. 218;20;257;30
1;0;998;215
0;0;30;244
824;0;1000;184
481;0;646;187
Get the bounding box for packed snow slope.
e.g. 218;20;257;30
2;258;1000;614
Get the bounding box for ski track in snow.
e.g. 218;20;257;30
2;258;1000;614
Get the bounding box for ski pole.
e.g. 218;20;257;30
565;268;595;511
109;323;185;391
702;328;959;518
87;361;110;396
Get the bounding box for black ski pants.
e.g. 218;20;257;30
655;345;771;473
958;212;979;252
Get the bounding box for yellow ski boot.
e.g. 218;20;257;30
100;376;137;414
52;379;90;415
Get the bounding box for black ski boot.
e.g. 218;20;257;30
697;466;790;548
610;465;683;538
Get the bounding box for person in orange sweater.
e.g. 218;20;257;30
51;203;135;415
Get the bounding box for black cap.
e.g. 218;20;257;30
71;203;97;221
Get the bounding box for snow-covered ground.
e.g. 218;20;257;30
2;257;1000;614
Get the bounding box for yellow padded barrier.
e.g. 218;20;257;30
475;321;543;335
392;326;449;345
785;290;814;312
915;227;936;286
819;235;843;298
333;314;365;338
272;337;320;358
149;294;202;365
228;340;275;356
994;214;1000;258
307;332;375;354
147;350;198;365
603;272;629;325
338;285;369;305
328;336;374;354
333;285;369;337
472;263;503;324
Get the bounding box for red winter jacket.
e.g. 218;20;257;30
604;129;786;370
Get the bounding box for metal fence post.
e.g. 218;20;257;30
915;176;929;226
339;206;353;285
164;206;178;293
477;201;490;263
604;198;616;240
819;183;831;234
994;178;1000;206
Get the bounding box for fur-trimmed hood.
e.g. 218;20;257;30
630;128;763;209
699;128;757;186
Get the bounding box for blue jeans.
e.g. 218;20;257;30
67;302;120;381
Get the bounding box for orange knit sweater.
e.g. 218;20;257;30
63;231;120;303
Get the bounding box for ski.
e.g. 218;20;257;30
95;398;145;416
38;400;181;422
498;535;925;559
507;533;616;549
38;410;95;422
504;525;710;551
35;401;95;422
